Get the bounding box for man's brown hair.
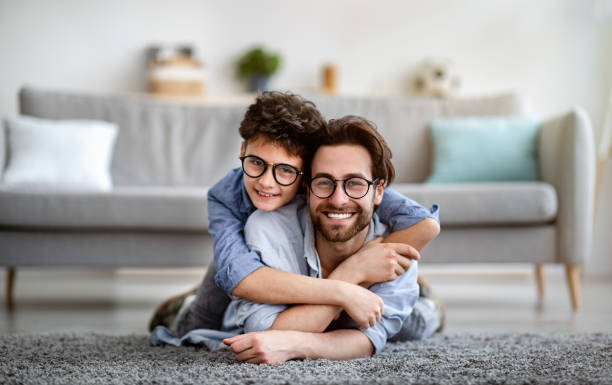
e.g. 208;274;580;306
239;91;326;160
315;116;395;186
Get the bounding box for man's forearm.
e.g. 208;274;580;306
298;329;374;360
224;329;373;364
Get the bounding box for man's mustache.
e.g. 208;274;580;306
317;204;363;214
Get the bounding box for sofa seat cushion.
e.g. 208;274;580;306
0;186;209;231
391;182;557;226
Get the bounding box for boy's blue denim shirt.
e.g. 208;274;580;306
208;167;439;296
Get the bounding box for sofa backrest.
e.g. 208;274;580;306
19;87;525;186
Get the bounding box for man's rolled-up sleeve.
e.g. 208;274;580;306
330;261;419;354
364;262;419;353
241;302;288;333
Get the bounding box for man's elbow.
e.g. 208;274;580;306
424;217;441;241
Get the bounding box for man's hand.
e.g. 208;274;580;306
331;237;419;287
223;330;303;364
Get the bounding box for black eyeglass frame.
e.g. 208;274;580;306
309;176;381;199
239;155;304;186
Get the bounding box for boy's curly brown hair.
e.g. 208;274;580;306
239;91;326;161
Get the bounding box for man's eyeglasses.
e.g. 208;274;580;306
309;176;380;199
240;155;303;186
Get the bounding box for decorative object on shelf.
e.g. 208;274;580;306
236;46;281;92
321;63;338;95
147;45;205;97
411;58;461;98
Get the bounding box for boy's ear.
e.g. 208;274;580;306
240;141;246;157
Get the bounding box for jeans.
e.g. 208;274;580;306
175;264;230;337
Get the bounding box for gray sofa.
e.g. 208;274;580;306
0;87;595;310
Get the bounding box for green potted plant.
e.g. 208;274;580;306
236;46;281;92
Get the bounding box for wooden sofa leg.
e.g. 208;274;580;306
6;267;16;311
565;264;581;312
535;264;545;305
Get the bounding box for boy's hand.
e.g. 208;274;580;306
333;238;419;286
337;282;385;329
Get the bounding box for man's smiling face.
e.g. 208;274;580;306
308;144;384;243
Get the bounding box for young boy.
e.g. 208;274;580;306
149;91;441;339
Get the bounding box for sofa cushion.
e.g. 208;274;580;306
427;116;541;183
391;182;557;226
0;186;208;231
2;116;118;191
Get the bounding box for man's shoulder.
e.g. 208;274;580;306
367;212;389;241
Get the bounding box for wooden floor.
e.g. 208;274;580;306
1;265;612;334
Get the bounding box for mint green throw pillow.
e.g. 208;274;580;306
427;117;541;183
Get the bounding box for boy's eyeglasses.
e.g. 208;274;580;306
240;155;303;186
309;176;380;199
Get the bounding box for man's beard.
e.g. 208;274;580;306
310;202;374;243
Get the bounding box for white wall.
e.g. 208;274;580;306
1;0;610;275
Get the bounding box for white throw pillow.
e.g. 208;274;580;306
2;116;118;191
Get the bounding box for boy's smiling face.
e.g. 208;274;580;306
241;136;304;211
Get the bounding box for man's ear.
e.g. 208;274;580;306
240;141;246;157
374;179;385;205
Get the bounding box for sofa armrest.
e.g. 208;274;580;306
539;107;595;265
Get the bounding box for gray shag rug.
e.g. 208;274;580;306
1;332;611;384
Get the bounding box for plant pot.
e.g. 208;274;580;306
249;75;270;92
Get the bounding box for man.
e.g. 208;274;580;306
221;115;441;363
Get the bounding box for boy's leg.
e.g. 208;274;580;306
149;287;198;333
174;264;230;337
